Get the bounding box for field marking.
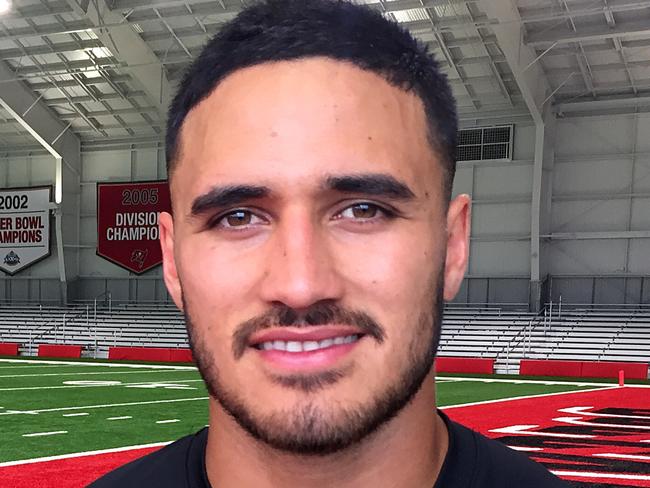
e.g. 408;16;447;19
441;385;618;410
107;416;132;421
0;358;195;370
559;405;650;420
0;365;82;370
156;419;180;424
0;378;204;392
553;415;650;431
0;441;171;467
0;396;209;416
436;375;650;388
594;453;650;461
552;470;650;481
62;413;88;417
0;369;198;378
22;431;67;438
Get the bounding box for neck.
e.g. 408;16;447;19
205;372;448;488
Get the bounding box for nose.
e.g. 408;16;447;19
258;207;344;310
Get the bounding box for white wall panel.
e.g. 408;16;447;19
512;124;535;161
452;165;473;196
632;157;650;191
553;159;633;195
473;164;532;199
627;239;650;274
630;198;650;230
634;114;650;152
548;240;628;275
83;151;131;181
556;116;635;157
469;241;529;275
552;199;629;232
472;202;531;236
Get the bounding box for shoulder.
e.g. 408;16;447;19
87;429;208;488
438;415;570;488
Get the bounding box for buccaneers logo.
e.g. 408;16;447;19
130;249;148;269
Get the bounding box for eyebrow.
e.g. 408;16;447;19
324;174;416;200
189;173;415;218
190;185;270;216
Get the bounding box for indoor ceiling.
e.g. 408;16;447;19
0;0;649;153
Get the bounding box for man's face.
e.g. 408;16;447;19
160;58;469;454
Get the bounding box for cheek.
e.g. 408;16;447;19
177;238;265;327
335;232;441;302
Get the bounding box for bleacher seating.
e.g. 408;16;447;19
0;303;648;378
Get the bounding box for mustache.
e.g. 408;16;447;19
232;301;386;359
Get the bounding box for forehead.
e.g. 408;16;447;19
172;58;440;204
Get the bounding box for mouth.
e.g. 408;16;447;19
247;327;366;371
253;333;362;352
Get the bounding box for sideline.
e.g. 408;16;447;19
0;441;171;467
436;375;650;388
440;385;618;410
0;396;209;416
0;358;196;371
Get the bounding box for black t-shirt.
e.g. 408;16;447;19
88;412;569;487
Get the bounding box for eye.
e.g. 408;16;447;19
213;210;266;229
337;202;390;221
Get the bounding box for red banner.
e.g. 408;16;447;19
96;181;171;274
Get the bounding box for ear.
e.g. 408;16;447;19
159;211;184;311
443;194;471;302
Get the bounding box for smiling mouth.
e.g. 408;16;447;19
252;334;362;353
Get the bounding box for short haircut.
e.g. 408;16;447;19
166;0;458;198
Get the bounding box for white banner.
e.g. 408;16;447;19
0;187;52;275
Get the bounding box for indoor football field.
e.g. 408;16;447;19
1;357;648;487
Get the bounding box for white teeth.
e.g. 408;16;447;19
286;341;303;352
302;341;320;352
344;335;357;344
257;334;360;353
318;338;335;348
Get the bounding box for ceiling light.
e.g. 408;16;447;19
0;0;11;15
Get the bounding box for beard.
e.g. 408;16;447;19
184;272;444;456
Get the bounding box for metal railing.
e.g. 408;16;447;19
27;307;88;355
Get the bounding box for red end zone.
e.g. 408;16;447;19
445;386;650;487
0;445;163;488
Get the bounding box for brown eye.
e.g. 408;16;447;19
339;203;385;220
351;203;378;219
225;211;252;227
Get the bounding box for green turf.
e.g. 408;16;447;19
435;379;597;407
0;358;609;463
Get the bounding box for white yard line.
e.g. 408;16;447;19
155;419;180;424
436;375;650;388
0;365;79;370
62;413;88;417
594;453;650;462
0;378;204;392
22;431;67;438
0;358;195;370
551;470;650;482
0;370;197;378
440;385;619;410
0;441;171;467
107;416;132;421
0;396;208;416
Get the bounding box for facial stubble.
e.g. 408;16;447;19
183;272;444;456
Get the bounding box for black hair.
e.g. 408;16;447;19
166;0;458;197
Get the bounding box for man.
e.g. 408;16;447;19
90;1;568;486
